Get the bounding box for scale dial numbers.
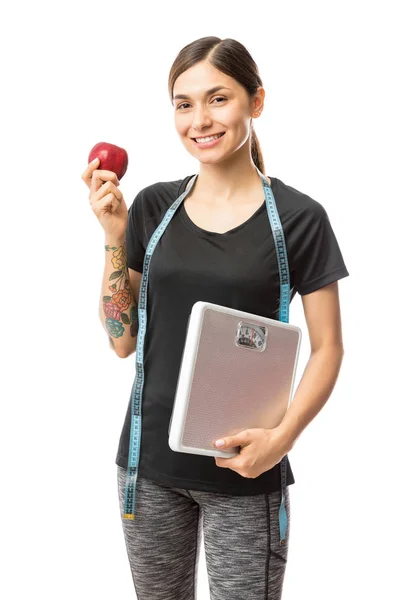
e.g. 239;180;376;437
235;321;267;352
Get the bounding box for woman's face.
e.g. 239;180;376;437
173;61;263;164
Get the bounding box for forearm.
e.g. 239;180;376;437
99;235;138;358
276;345;345;451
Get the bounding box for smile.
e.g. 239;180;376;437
192;132;226;148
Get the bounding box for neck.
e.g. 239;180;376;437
194;138;267;203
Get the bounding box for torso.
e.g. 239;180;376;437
184;176;271;235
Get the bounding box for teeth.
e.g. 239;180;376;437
195;133;223;143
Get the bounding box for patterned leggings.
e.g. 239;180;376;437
117;465;291;600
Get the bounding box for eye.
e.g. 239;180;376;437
212;96;226;104
176;97;226;111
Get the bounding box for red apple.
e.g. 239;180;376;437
88;142;128;180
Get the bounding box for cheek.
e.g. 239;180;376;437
229;119;251;142
220;103;243;125
228;113;247;129
174;114;185;133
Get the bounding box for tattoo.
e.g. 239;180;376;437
103;244;138;344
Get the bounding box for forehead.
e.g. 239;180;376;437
173;61;239;97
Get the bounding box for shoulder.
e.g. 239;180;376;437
131;175;193;220
272;176;328;225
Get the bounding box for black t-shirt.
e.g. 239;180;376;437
115;174;349;495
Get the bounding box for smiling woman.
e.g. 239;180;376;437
114;35;349;600
170;53;266;190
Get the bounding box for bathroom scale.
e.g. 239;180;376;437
168;301;302;459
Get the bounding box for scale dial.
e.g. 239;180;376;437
235;321;267;352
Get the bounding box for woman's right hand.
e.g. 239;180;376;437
82;157;128;239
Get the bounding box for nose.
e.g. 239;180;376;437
191;105;213;132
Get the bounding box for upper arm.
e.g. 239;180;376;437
301;280;344;353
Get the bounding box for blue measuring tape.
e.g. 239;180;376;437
123;167;291;545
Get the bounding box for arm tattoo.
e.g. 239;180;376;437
103;244;138;347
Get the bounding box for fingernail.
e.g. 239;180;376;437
215;439;224;447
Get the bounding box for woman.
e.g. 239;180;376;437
82;36;349;600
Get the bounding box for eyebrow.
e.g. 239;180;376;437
173;86;231;102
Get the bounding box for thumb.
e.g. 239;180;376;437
214;432;245;449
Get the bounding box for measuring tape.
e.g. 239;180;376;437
123;167;290;545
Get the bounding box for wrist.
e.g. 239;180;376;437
104;235;126;245
273;425;296;455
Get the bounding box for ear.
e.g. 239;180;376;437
252;86;265;117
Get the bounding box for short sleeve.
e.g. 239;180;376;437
289;203;349;295
125;190;146;273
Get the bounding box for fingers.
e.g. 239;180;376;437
81;158;100;188
81;157;120;192
89;180;123;212
90;169;120;197
97;180;123;200
94;193;120;215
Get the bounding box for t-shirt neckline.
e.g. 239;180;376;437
177;175;277;238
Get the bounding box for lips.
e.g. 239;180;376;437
192;132;225;142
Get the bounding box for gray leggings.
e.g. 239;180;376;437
117;465;291;600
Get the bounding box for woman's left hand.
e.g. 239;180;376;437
213;427;290;479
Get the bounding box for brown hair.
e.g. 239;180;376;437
168;36;265;175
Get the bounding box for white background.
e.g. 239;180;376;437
1;1;399;598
